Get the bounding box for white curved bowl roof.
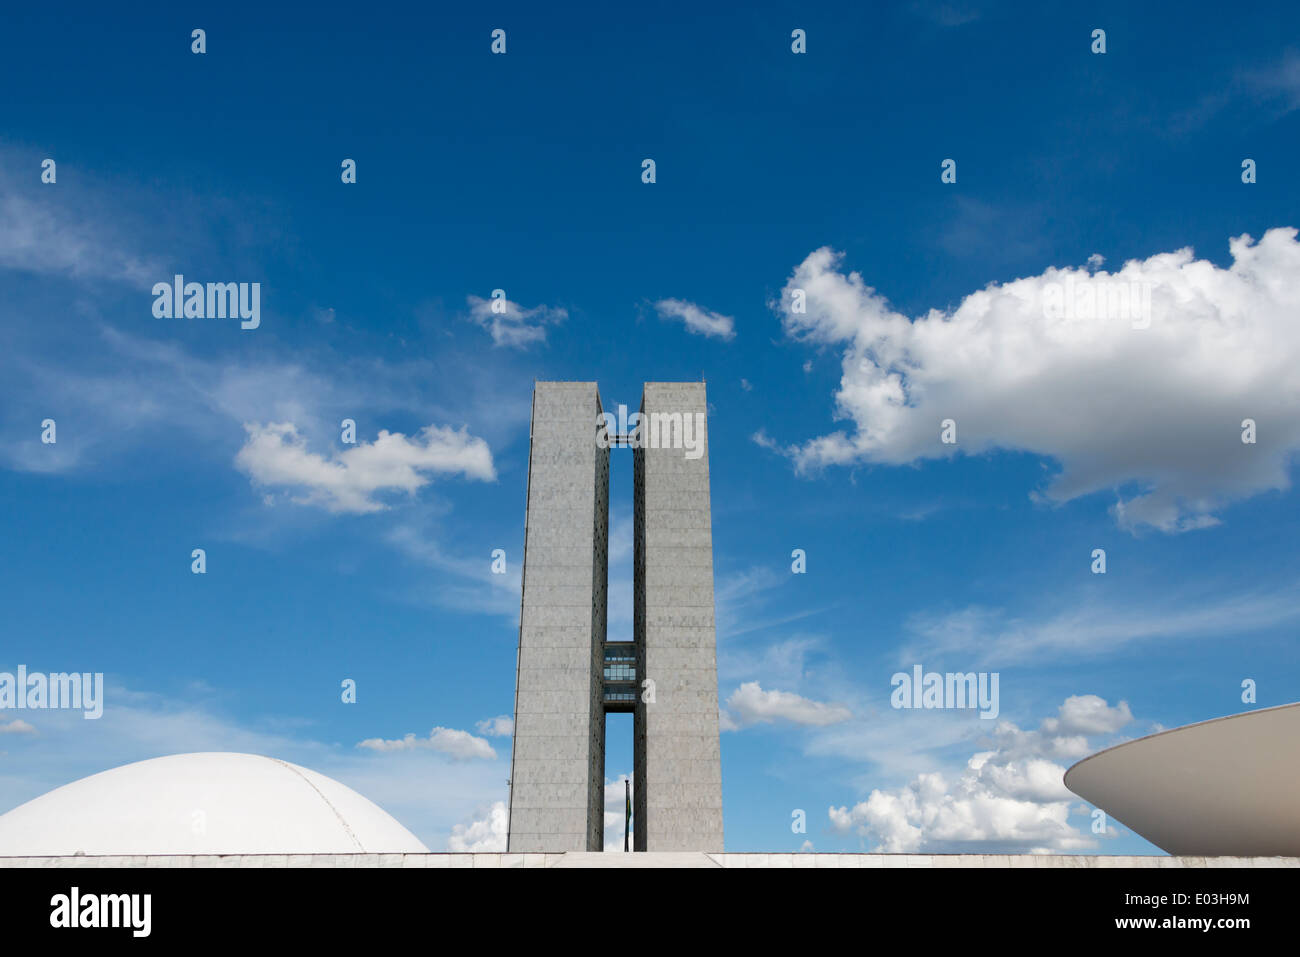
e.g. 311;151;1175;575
0;752;429;856
1064;702;1300;856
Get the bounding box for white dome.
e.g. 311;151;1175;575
0;752;429;855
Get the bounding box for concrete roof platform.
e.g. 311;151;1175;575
3;853;1297;868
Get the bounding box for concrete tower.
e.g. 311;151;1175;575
632;382;724;851
507;382;608;852
507;381;723;852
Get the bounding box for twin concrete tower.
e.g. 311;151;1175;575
507;382;724;852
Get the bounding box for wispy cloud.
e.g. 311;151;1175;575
1;319;524;481
466;294;567;348
0;187;161;287
901;581;1300;667
653;298;736;341
1171;50;1300;132
718;635;822;686
715;566;829;641
384;517;521;618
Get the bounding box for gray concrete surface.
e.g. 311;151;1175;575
633;383;724;851
508;382;608;852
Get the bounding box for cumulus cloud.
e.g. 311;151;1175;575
466;295;567;348
721;681;851;730
447;800;507;851
357;727;497;761
0;719;36;735
475;715;513;737
653;298;736;340
235;421;495;514
829;695;1134;853
1043;695;1133;736
769;228;1300;533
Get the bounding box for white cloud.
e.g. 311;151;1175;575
0;719;36;735
447;801;508;851
356;727;497;761
384;519;522;618
770;228;1300;533
235;421;495;514
475;715;513;738
466;295;567;348
1043;695;1133;736
714;566;828;642
721;681;851;730
828;695;1134;852
653;298;736;340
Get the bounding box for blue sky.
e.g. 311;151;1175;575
1;1;1298;854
